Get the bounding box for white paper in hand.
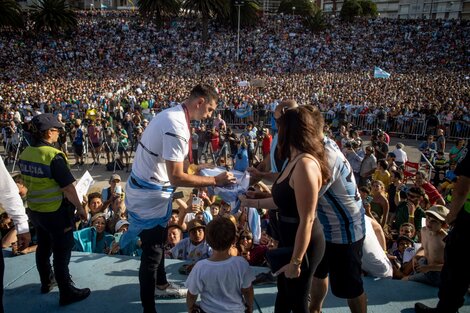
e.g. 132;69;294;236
75;171;94;202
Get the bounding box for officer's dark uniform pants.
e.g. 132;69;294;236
437;210;470;313
28;204;75;291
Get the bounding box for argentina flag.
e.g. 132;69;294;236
374;66;391;79
235;107;253;118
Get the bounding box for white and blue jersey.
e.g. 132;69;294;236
317;138;366;244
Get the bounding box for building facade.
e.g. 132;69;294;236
320;0;466;19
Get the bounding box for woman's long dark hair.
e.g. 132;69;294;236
277;105;330;185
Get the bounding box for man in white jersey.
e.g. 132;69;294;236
0;156;31;313
123;85;236;313
310;136;367;313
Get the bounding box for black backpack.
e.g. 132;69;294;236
106;159;124;171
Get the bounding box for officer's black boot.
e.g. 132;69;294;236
59;279;91;306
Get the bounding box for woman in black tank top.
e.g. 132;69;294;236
269;106;331;313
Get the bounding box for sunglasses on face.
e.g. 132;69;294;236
240;236;252;240
407;193;420;199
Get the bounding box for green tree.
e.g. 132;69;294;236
304;9;327;33
340;0;362;22
277;0;315;17
358;0;378;17
0;0;24;29
137;0;181;27
29;0;77;34
183;0;230;42
229;0;261;29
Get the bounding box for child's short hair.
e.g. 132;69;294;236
11;173;24;185
359;186;371;195
400;222;415;233
206;217;236;251
87;192;102;204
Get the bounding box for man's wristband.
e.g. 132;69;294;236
409;214;414;218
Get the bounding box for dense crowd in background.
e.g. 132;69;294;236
0;11;469;127
1;11;469;305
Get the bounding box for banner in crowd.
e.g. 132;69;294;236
374;66;391;79
235;107;253;118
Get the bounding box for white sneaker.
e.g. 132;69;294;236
155;282;187;299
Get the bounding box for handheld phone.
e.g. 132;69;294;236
172;191;185;199
115;185;122;195
192;196;202;206
114;232;122;244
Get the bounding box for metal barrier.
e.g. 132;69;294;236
443;120;470;141
218;109;273;129
217;108;469;140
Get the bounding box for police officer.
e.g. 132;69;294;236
19;113;90;306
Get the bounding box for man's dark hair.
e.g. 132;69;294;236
407;186;424;196
359;186;371;195
377;159;388;170
205;217;236;251
189;84;219;104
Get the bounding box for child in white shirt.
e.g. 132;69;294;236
186;217;255;313
170;219;211;262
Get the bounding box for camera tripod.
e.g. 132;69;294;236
9;130;31;172
209;140;232;169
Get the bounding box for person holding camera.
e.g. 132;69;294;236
359;146;377;187
345;141;364;184
374;131;389;161
101;120;116;164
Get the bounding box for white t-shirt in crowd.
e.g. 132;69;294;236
185;256;255;313
132;105;189;185
362;216;393;278
392;148;408;164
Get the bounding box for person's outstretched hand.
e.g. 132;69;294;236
215;171;237;186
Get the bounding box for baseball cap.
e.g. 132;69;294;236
187;219;205;232
31;113;64;131
426;205;449;222
115;219;130;233
397;236;414;246
109;174;122;183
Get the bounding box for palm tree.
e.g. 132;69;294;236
229;0;261;29
277;0;315;17
0;0;24;29
182;0;230;42
29;0;77;35
137;0;180;28
304;9;326;33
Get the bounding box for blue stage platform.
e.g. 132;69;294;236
3;250;469;313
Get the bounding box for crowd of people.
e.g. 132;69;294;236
0;9;469;313
0;12;469;139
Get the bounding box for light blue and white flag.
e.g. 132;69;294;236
235;107;253;118
374;66;390;79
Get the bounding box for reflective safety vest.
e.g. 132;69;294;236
19;145;66;212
